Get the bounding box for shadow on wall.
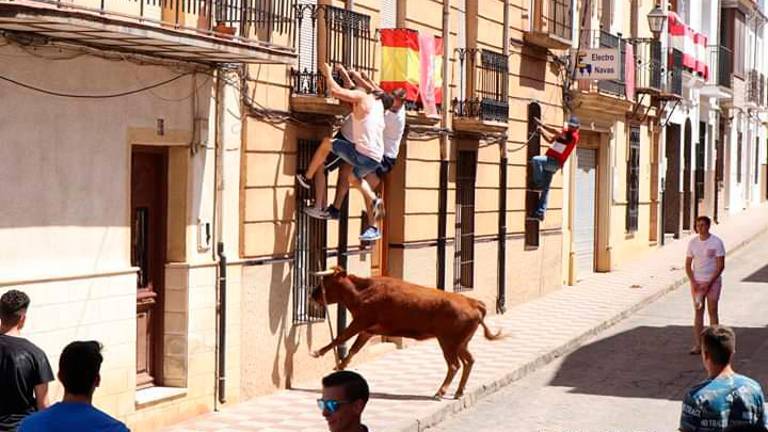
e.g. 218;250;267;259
548;325;768;401
518;45;547;92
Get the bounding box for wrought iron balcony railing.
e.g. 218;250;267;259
632;39;662;93
5;0;295;43
452;48;509;123
595;30;626;97
451;98;509;123
291;4;376;97
668;48;684;96
747;69;760;104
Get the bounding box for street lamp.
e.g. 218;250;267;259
647;5;667;39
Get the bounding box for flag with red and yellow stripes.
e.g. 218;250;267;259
380;28;443;105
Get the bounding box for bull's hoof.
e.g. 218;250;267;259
334;362;348;371
432;391;445;400
454;391;464;399
310;350;323;358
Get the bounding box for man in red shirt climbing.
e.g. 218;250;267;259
527;116;581;221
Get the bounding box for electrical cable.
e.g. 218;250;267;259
0;72;193;99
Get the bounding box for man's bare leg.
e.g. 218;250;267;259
348;173;376;228
332;163;354;210
305;137;332;179
312;169;327;210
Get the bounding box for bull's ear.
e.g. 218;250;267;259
333;266;347;278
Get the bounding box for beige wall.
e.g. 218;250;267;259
0;40;249;429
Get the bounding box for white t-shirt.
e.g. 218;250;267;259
686;234;725;281
383;107;406;159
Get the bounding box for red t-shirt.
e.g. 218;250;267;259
545;129;580;166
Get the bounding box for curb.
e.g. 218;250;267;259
400;223;768;432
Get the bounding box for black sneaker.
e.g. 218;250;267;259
526;213;544;222
326;205;341;220
296;172;311;190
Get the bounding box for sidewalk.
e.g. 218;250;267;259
164;206;768;432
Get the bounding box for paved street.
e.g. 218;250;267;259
428;230;768;432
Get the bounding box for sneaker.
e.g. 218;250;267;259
326;205;341;220
296;172;311;190
359;226;382;241
304;207;330;219
526;213;544;222
372;198;385;220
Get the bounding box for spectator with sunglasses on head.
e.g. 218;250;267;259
318;371;371;432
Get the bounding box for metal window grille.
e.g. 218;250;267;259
454;150;477;292
748;70;760;104
525;103;542;248
669;48;684;96
291;5;376;95
132;207;150;288
596;30;626;97
696;124;706;200
737;132;743;183
626;126;640;232
717;45;733;89
293;139;327;324
452;49;509;122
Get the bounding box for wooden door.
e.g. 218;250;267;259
131;147;168;389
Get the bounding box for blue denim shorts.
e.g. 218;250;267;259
331;137;380;179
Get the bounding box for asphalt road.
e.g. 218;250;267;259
428;231;768;432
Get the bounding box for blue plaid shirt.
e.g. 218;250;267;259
680;373;766;432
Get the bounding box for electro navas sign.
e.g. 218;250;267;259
573;48;620;80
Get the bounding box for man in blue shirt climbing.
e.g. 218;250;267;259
680;325;766;432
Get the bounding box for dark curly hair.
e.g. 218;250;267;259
0;290;30;327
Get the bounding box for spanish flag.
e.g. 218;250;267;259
380;28;443;105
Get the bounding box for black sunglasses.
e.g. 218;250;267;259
317;398;351;414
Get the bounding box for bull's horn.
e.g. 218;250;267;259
312;269;336;276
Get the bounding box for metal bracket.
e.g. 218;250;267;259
661;98;681;128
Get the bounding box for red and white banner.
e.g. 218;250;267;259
668;12;708;79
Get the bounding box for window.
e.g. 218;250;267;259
525;103;542;248
756;137;760;185
734;11;746;76
696;122;706;200
293;139;327;324
380;0;397;28
455;150;477;291
600;0;613;30
737;132;743;183
476;50;509;122
626;126;640;232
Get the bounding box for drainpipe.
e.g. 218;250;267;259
213;68;227;406
333;0;355;360
217;242;227;404
437;0;450;291
496;0;509;314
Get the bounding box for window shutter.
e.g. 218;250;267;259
297;0;317;72
381;0;396;29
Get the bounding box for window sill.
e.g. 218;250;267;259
135;387;187;409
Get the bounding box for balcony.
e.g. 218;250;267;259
700;45;734;99
290;4;375;116
524;0;573;50
596;31;625;97
0;0;296;64
452;49;509;134
573;31;633;112
633;40;662;95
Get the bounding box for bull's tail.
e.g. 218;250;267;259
474;300;504;341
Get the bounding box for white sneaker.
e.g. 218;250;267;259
304;207;329;220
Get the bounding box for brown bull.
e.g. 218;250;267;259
310;267;503;399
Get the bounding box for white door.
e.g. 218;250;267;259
574;148;597;278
